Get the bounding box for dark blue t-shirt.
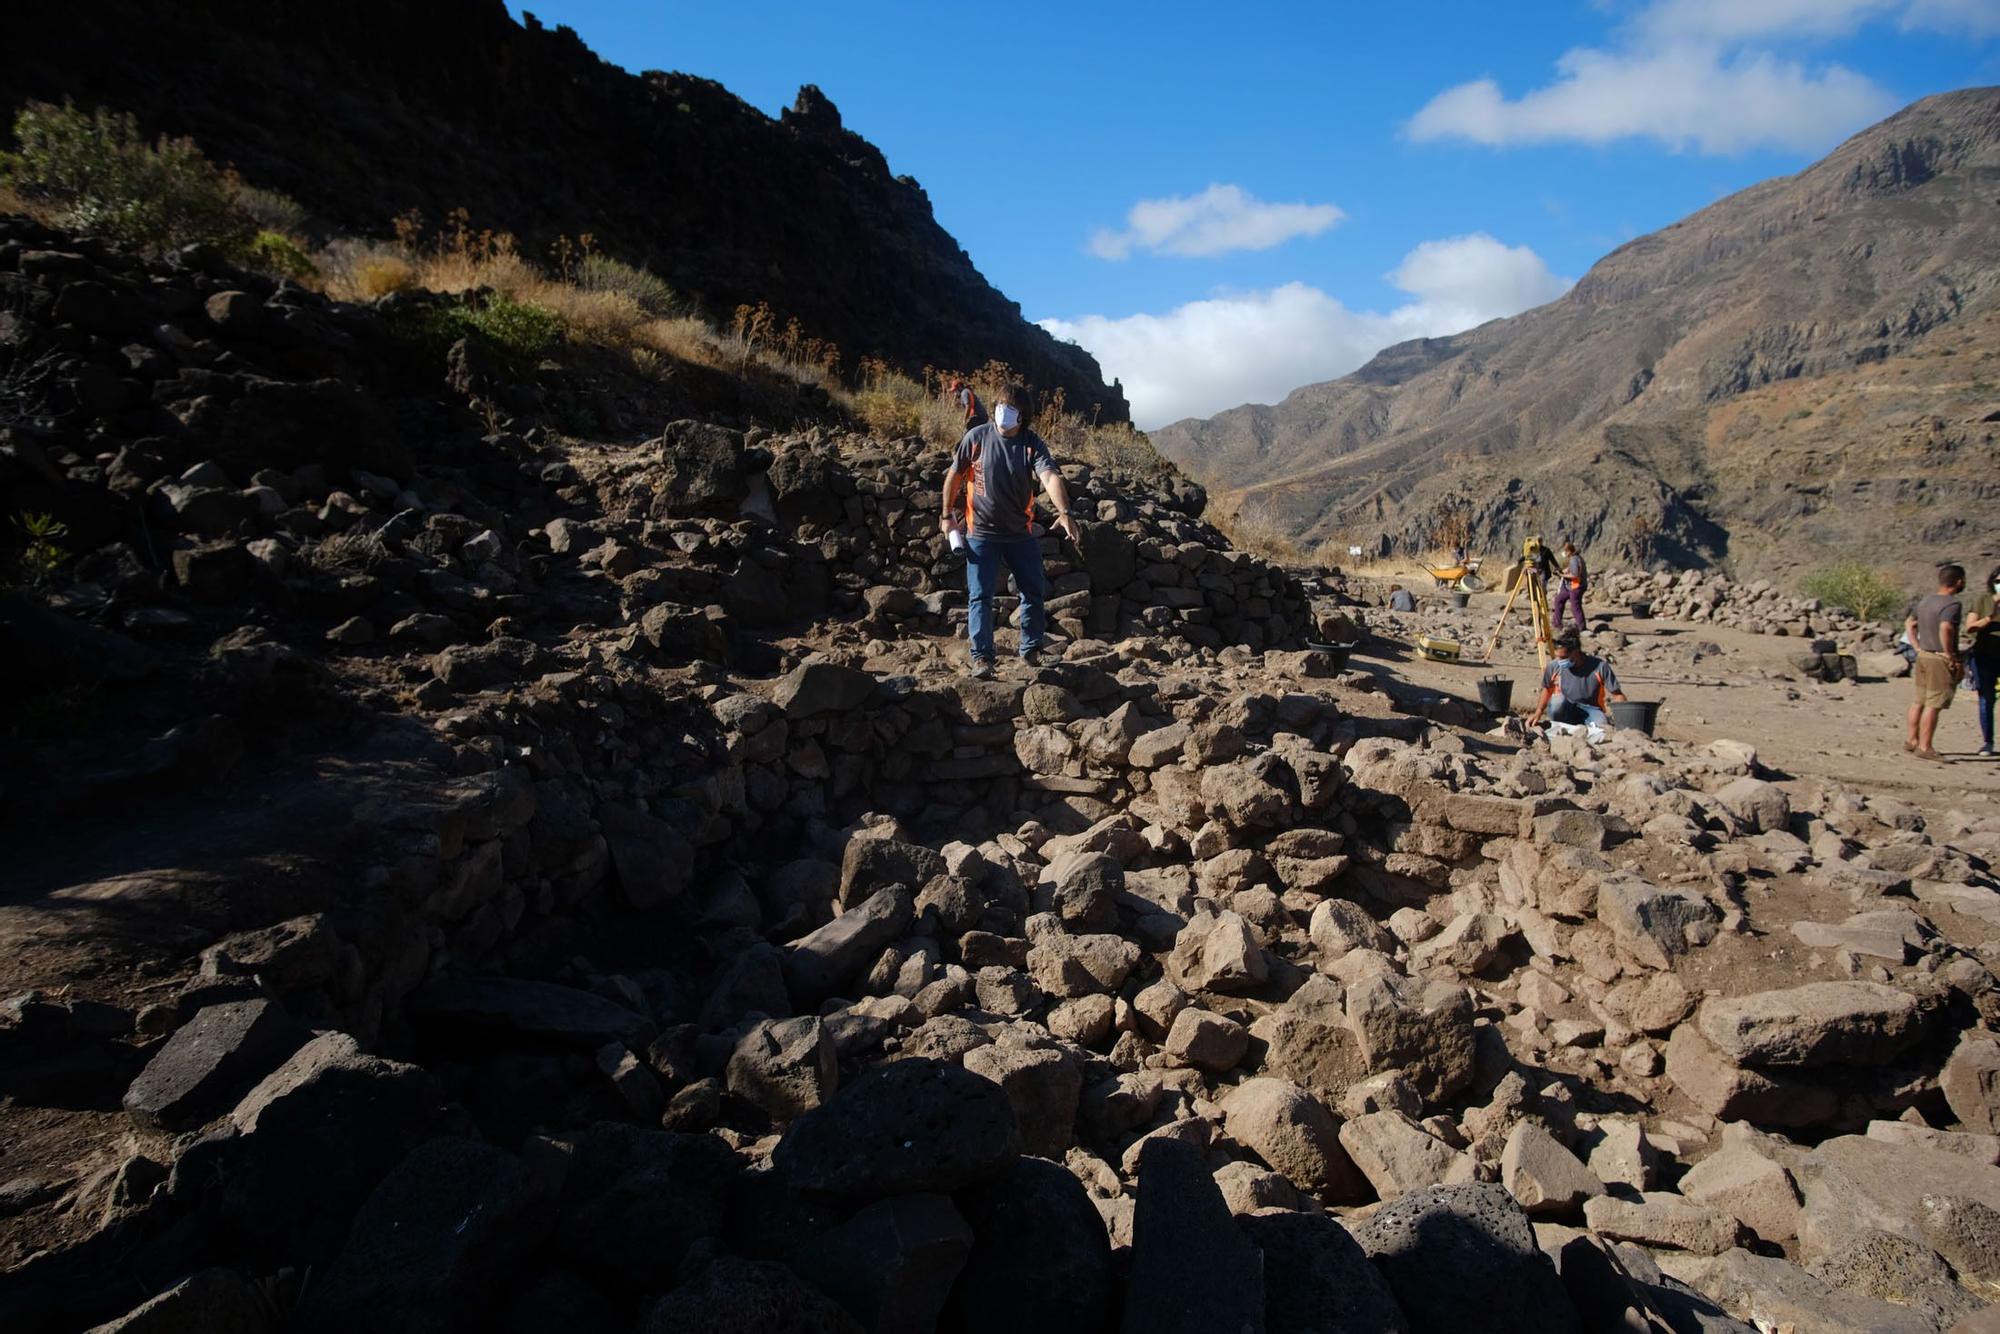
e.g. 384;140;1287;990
953;423;1055;539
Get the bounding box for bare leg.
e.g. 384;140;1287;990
1919;706;1941;752
1907;700;1922;747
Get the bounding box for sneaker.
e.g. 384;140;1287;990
1020;648;1042;670
967;658;996;680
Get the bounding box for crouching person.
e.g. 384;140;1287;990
1528;630;1627;729
939;383;1081;678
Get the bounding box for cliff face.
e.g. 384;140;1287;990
0;0;1129;422
1151;88;2000;584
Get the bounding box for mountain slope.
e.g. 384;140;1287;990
1152;87;2000;583
0;0;1128;423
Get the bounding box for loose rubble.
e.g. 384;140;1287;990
5;212;2000;1333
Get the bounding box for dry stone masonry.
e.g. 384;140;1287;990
6;213;2000;1334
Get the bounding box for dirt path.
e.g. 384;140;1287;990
1351;590;2000;822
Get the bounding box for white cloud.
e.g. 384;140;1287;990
1408;45;1896;154
1639;0;2000;39
1088;184;1345;260
1040;234;1571;428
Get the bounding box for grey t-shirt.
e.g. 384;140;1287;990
952;423;1055;540
1565;554;1588;589
1913;592;1962;653
1541;655;1620;707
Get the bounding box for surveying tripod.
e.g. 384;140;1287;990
1482;535;1558;669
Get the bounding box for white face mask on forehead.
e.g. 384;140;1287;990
993;403;1021;431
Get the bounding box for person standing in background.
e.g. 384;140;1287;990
1905;563;1966;762
1551;540;1588;632
1965;562;1999;757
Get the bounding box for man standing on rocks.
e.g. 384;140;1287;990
1905;563;1966;761
940;383;1081;678
1528;630;1627;731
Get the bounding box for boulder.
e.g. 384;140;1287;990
940;1156;1117;1334
1409;912;1510;975
1166;905;1267;993
789;1193;973;1334
1713;777;1791;835
1241;1211;1409;1334
407;977;651;1049
1679;1142;1803;1243
1338;1110;1468;1200
1583;1193;1746;1256
838;838;944;909
1164;1007;1250;1073
773;661;878;718
726;1016;838;1122
122;999;307;1131
654;418;748;515
86;1269;269;1334
1310;899;1394;961
1345;973;1476;1105
300;1138;557;1333
1795;1134;2000;1268
1664;1025;1838;1128
1223;1077;1370;1203
774;1059;1020;1198
644;1258;861;1334
553;1125;739;1296
1595;877;1719;970
1354;1183;1582;1334
1804;1228;1983;1330
1122;1136;1265;1334
1943;1031;2000;1133
1500;1121;1604;1219
1667;1247;1936;1334
219;1032;443;1266
962;1044;1081;1157
784;886;915;1002
1694;982;1925;1069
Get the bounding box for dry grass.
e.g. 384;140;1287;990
1207;502;1309;565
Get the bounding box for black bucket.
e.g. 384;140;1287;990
1629;600;1652;620
1476;674;1513;713
1306;641;1356;673
1609;699;1660;734
1450;591;1471;609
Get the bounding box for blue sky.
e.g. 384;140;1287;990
508;1;2000;425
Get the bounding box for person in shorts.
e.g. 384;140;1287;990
1904;563;1966;762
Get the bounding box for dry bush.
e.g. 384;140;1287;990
636;315;727;366
1207;503;1306;565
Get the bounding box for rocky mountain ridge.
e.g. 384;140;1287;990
1153;87;2000;586
0;0;1130;423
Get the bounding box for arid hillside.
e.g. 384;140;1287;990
0;0;1130;423
1153;87;2000;587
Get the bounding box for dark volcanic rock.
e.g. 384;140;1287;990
1353;1184;1581;1334
941;1156;1117;1334
1242;1211;1409;1334
644;1257;863;1334
773;1058;1019;1198
121;998;306;1131
1123;1135;1265;1334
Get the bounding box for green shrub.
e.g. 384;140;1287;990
246;229;317;280
4;101;254;254
390;294;561;374
1800;561;1905;621
575;254;681;316
8;511;69;586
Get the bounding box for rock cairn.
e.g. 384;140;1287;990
1595;569;1898;643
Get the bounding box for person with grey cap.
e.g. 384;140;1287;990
939;382;1081;678
1528;630;1628;730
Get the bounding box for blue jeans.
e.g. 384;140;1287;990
1971;651;1998;749
1549;699;1607;728
966;535;1045;662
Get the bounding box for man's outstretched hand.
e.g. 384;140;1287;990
1056;513;1082;545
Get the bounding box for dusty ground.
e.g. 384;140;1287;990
1352;586;2000;824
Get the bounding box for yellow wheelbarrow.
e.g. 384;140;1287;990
1419;558;1486;593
